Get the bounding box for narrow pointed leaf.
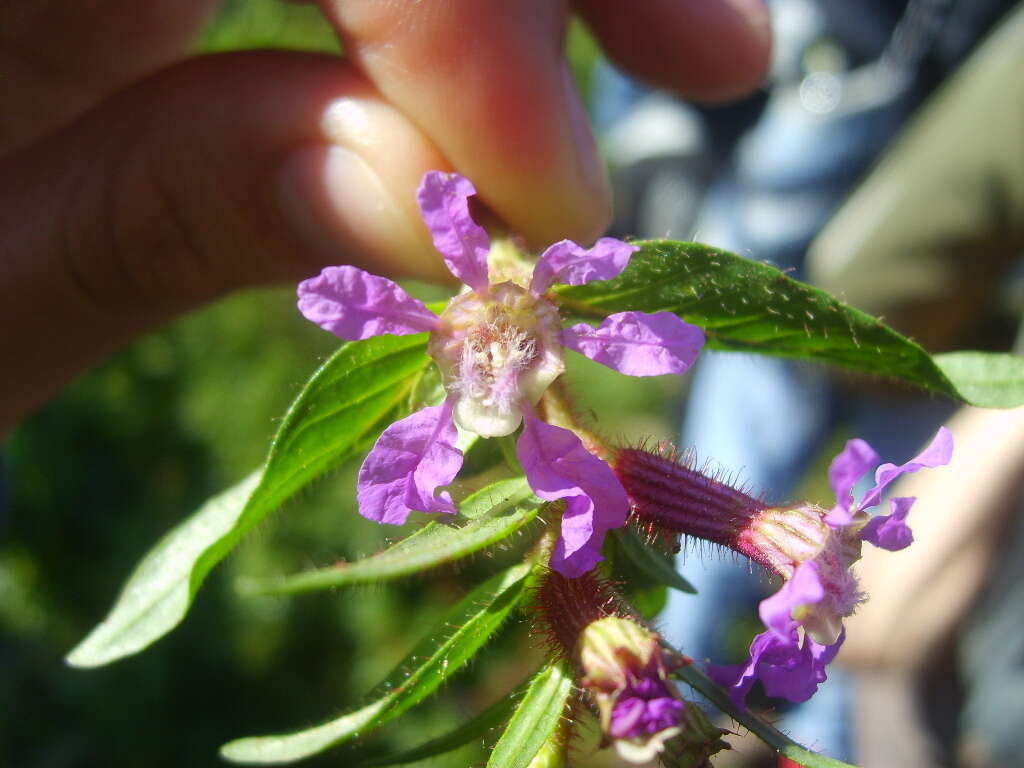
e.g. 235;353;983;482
67;334;433;667
66;471;263;667
486;660;574;768
553;240;1024;408
611;526;696;594
239;478;540;596
360;679;529;766
221;562;532;764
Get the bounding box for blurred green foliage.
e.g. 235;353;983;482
0;4;679;767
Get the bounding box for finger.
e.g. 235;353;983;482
318;0;612;250
0;0;220;153
576;0;772;102
0;51;452;430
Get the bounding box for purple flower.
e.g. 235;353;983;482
297;171;705;577
711;427;953;705
825;426;954;533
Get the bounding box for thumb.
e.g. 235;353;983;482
0;51;451;429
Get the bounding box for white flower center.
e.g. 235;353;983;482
429;282;565;438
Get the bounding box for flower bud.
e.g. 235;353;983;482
535;571;726;766
578;617;723;766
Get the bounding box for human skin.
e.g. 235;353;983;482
0;0;771;433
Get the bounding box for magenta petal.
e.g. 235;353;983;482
824;438;880;527
859;426;953;510
561;311;704;377
759;562;825;639
860;496;916;551
516;414;629;577
356;400;463;525
529;237;638;294
297;265;438;340
416;171;490;292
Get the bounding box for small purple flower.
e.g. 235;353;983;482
297;171;705;577
712;427;953;705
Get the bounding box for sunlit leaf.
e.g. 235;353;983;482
933;351;1024;408
67;335;432;667
554;241;1024;408
239;478;540;596
486;660;574;768
221;562;532;764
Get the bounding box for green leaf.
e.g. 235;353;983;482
610;526;696;595
933;351;1024;408
553;240;1024;408
486;660;574;768
221;562;532;764
67;335;433;668
359;679;528;767
238;477;540;596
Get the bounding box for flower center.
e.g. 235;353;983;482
429;282;564;437
457;310;539;410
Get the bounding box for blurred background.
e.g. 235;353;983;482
3;1;1022;767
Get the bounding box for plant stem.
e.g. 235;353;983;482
673;663;860;768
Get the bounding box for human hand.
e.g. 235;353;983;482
0;0;770;430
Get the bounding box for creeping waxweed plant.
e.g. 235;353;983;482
67;171;1024;767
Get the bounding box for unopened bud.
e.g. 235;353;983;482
577;617;724;766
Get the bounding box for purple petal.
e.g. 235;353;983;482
356;400;463;525
297;266;438;340
609;699;646;739
529;237;637;294
860;496;916;551
516;414;629;577
416;171;490;292
859;426;953;510
759;562;825;639
759;631;842;703
712;627;843;707
823;438;880;527
561;311;704;377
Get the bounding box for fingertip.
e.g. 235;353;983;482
579;0;772;102
322;0;613;250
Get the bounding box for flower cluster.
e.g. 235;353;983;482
297;171;705;577
615;427;953;704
